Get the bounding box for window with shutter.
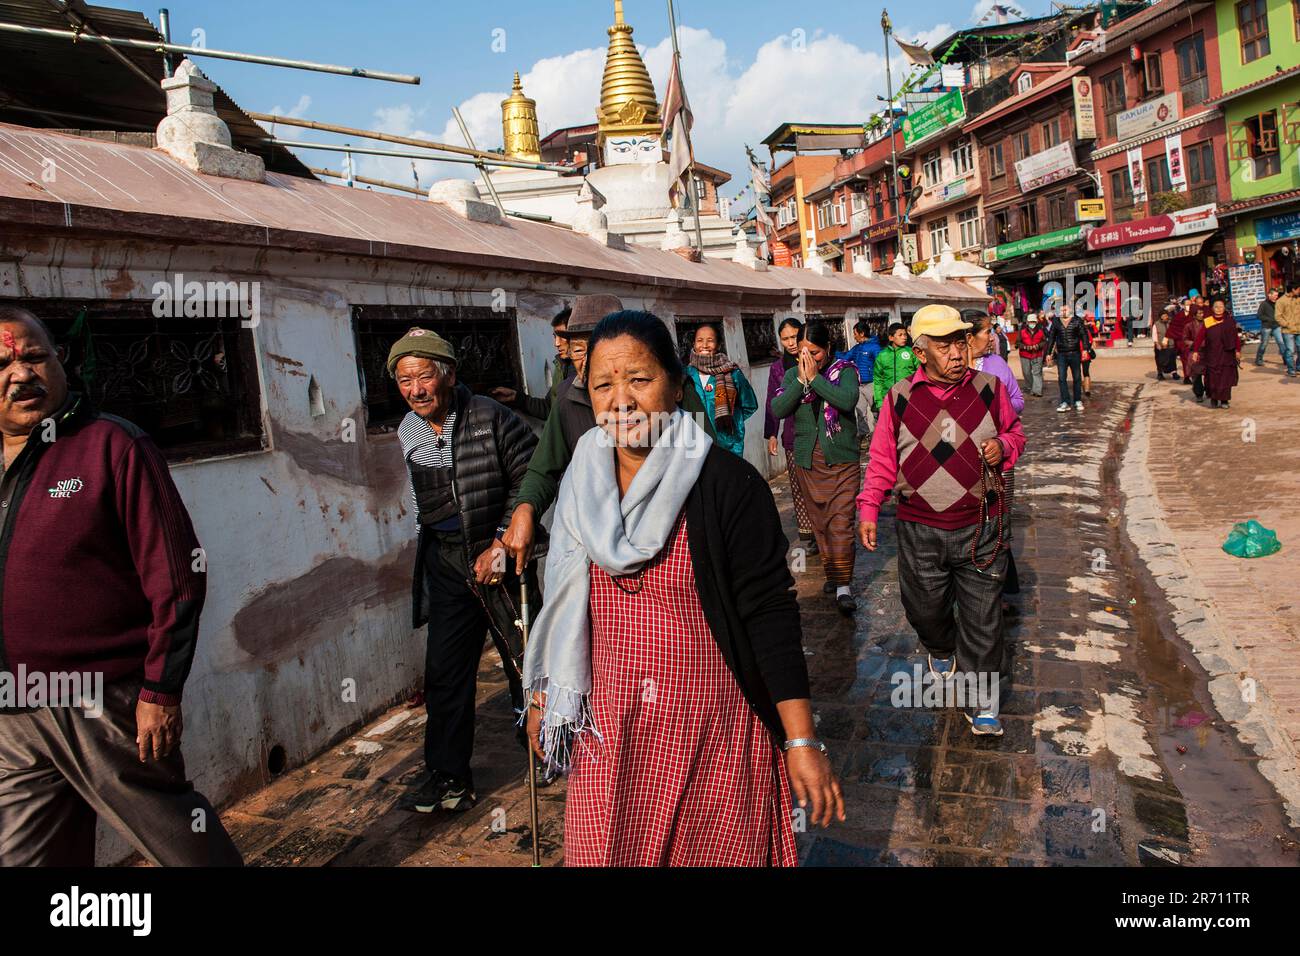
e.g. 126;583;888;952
1142;52;1163;96
1282;102;1300;145
1237;0;1271;64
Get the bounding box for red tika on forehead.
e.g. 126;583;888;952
1;330;15;350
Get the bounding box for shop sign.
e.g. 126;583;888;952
1085;203;1218;251
902;90;966;148
865;216;899;242
1014;141;1076;193
900;233;919;264
992;225;1084;261
1228;262;1267;317
1073;76;1096;139
1115;92;1180;142
939;179;967;202
1077;198;1107;221
1256;210;1300;244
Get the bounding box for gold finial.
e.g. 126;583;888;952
501;71;541;162
597;0;660;144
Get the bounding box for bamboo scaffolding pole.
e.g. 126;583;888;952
0;20;420;84
249;112;573;173
269;138;571;173
309;166;561;224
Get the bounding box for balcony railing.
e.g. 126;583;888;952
1186;183;1218;207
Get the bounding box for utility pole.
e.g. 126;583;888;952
668;0;706;252
882;9;901;265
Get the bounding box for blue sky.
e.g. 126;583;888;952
114;0;1041;199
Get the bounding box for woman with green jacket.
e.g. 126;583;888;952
770;323;861;614
872;322;920;409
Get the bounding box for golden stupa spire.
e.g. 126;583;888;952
597;0;661;143
500;71;541;162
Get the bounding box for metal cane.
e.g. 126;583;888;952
519;571;542;868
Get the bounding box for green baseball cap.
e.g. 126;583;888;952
386;327;457;376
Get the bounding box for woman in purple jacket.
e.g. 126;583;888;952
967;314;1023;607
765;318;816;554
967;315;1025;414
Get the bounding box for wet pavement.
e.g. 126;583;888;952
794;383;1298;866
214;380;1300;867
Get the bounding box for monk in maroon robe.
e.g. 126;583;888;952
1192;297;1241;408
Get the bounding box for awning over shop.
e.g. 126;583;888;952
989;258;1044;279
1037;258;1104;281
1131;235;1210;264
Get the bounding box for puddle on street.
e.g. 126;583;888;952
1102;404;1299;865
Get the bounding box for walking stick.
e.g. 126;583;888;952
519;571;542;868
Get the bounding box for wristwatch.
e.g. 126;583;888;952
783;737;828;754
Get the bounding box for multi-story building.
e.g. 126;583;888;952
966;62;1100;304
801;171;854;271
760;123;862;267
1073;0;1231;309
894;8;1107;283
1210;0;1300;293
839;129;906;273
898;89;985;270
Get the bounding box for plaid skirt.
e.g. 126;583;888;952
794;442;859;586
784;448;813;536
564;514;798;867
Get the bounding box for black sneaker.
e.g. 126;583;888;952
412;772;476;813
823;580;835;594
836;592;856;615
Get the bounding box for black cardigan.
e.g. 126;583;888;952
683;445;810;742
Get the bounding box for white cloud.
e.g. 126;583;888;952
905;24;958;49
266;94;311;119
323;24;951;203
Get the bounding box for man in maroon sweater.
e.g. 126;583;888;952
0;306;241;866
857;305;1025;738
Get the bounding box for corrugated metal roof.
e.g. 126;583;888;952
0;123;984;303
0;0;313;177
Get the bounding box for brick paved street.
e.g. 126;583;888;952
213;357;1300;867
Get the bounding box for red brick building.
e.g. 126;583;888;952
1073;0;1230;304
965;63;1100;303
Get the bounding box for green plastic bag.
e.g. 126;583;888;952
1222;520;1281;559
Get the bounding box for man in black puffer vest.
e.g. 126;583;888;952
387;328;540;813
1045;308;1092;412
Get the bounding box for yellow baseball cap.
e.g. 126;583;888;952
909;304;972;340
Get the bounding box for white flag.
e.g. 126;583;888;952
1165;133;1186;192
663;56;694;204
894;35;935;66
1127;147;1146;203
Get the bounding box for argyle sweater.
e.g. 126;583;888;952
857;367;1025;530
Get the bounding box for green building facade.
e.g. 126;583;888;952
1213;0;1300;289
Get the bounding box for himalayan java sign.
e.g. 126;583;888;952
1085;203;1219;251
1014;141;1077;193
902;90;966;148
1115;92;1180;142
